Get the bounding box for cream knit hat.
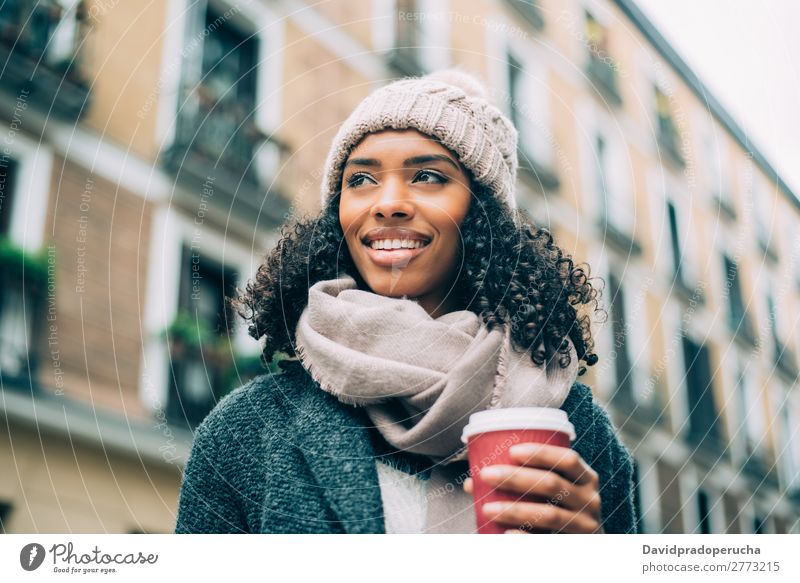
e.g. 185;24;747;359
319;68;519;213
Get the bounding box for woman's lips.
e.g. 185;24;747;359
362;241;430;268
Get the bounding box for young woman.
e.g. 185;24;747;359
174;69;638;534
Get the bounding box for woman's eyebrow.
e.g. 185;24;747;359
343;154;460;171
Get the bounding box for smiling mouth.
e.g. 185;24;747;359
361;239;431;268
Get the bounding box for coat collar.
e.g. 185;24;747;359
284;362;386;533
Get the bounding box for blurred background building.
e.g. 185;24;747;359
0;0;798;534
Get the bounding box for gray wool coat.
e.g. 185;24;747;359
174;359;638;534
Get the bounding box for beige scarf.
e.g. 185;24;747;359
294;275;579;466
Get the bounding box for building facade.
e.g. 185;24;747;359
0;0;797;533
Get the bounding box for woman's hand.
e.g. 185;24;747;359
463;442;602;534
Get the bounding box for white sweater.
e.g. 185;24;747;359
375;459;478;533
375;459;429;533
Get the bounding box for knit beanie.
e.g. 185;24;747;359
319;68;520;215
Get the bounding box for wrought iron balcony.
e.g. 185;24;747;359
0;0;91;118
163;84;291;225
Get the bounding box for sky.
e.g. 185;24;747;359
635;0;800;198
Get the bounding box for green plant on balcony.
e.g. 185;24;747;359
164;310;231;364
0;236;49;287
0;237;49;384
163;311;286;400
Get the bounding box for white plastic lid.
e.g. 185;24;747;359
461;407;575;443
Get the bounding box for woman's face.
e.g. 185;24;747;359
339;129;473;318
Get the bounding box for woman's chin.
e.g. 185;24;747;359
362;274;425;300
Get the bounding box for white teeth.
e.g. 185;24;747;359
368;239;427;250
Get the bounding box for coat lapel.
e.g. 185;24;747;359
287;368;386;533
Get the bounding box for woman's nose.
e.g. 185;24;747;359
371;176;416;218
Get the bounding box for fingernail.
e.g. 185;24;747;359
482;502;509;514
510;443;539;456
481;466;509;480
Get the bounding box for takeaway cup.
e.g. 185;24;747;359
461;407;576;534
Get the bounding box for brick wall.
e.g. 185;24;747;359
39;157;152;419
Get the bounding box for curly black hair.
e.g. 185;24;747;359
231;181;603;376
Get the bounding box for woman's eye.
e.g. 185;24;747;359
414;170;447;184
347;170;447;188
346;173;376;188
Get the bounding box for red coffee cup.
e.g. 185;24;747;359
461;407;576;534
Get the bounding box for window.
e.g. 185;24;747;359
696;490;712;534
699;116;735;219
681;335;722;450
656;460;684;533
607;272;634;406
777;391;800;492
752;514;766;534
166;245;238;428
387;0;425;75
748;171;778;262
503;0;545;30
722;255;755;345
584;10;621;104
595;134;608;218
188;4;258;172
165;2;288;220
0;0;90;117
767;291;798;378
792;232;800;290
0;500;11;533
664;196;700;298
734;362;767;464
667;200;683;282
594;125;635;242
0;156;18;236
506;48;555;183
654;85;683;166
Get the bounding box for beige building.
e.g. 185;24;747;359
0;0;797;533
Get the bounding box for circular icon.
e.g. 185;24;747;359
20;543;46;571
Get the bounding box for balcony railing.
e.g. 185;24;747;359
163;84;291;224
0;238;48;389
0;0;91;118
164;312;277;428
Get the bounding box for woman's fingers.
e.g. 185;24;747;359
482;500;601;534
479;465;592;513
509;443;599;487
463;477;473;494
